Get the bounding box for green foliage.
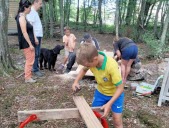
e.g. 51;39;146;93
142;32;164;58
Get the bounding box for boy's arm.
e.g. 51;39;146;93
70;35;76;51
72;67;88;91
71;38;76;51
63;36;68;46
101;83;124;117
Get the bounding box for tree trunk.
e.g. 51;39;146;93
83;0;87;32
76;0;80;29
115;0;119;38
98;0;103;33
93;0;98;26
154;0;163;38
0;0;14;75
59;0;64;36
49;0;54;37
121;0;127;25
42;1;48;38
137;0;146;29
125;0;137;25
53;0;58;23
160;6;169;45
65;0;71;26
64;0;71;26
145;3;155;27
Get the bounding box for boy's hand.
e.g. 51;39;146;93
65;42;68;46
116;50;121;59
35;38;39;45
72;83;80;92
100;102;111;118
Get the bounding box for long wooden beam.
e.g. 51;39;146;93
18;107;101;122
73;96;103;128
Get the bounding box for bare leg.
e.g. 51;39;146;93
125;59;135;82
112;112;123;128
121;59;128;84
63;56;68;65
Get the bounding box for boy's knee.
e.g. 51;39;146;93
112;114;123;128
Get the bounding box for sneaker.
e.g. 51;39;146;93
58;64;64;70
25;78;36;83
64;69;70;74
34;71;44;77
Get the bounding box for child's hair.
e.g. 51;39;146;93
64;26;71;31
76;43;98;65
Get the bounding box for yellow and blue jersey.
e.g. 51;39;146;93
89;52;122;96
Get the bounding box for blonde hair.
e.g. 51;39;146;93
76;43;98;65
64;26;71;31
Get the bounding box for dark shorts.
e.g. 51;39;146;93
92;90;124;113
122;45;138;60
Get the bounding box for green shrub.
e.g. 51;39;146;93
142;32;164;58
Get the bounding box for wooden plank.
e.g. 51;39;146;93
73;96;103;128
18;107;101;122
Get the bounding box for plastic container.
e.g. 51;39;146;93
130;83;139;90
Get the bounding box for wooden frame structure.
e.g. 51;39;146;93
158;61;169;106
18;96;105;128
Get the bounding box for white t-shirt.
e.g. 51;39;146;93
26;7;43;37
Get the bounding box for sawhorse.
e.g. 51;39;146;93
18;96;108;128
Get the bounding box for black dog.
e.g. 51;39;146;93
39;45;64;71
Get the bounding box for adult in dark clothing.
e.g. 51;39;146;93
113;37;138;84
15;0;36;83
64;33;100;73
80;33;100;50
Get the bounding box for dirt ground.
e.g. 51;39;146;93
1;30;169;128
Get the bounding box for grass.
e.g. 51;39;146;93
137;110;163;128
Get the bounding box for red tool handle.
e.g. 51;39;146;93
93;110;109;128
19;114;37;128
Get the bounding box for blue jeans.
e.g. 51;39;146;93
66;52;76;70
32;37;42;72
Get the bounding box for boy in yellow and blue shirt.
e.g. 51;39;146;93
72;43;124;128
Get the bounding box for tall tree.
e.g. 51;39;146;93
160;5;169;45
145;2;155;27
59;0;64;36
115;0;119;38
83;0;87;31
49;0;54;37
137;0;146;28
76;0;80;29
0;0;14;75
98;0;103;33
154;0;163;38
64;0;71;26
125;0;137;25
120;0;127;25
42;1;48;37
